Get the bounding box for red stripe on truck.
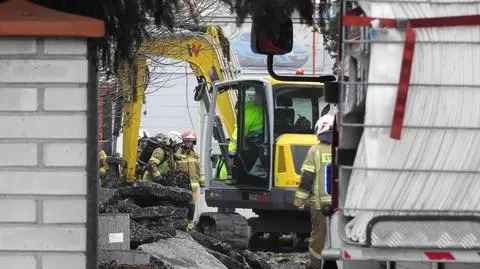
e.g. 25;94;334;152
424;252;455;261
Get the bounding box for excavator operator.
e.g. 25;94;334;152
177;130;202;230
227;87;265;184
294;114;334;269
142;132;183;181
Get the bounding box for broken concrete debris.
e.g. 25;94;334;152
99;171;193;250
98;171;283;269
255;252;309;269
191;231;273;269
139;231;228;269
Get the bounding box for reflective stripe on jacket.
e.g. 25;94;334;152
216;159;228;181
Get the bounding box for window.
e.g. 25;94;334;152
292;97;314;126
273;86;322;136
213;80;271;189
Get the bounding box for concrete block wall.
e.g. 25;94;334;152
0;37;88;269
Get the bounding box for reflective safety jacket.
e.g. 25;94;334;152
142;147;170;181
228;102;263;157
295;143;332;210
99;150;109;180
216;158;228;181
177;148;202;189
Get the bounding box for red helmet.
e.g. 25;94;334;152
181;130;197;142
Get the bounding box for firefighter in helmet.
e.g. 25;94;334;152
177;130;202;230
166;131;183;170
294;114;333;269
142;132;182;181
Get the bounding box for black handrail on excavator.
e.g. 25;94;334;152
266;55;337;83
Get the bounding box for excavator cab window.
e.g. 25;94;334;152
234;82;270;188
273;85;324;136
206;79;272;190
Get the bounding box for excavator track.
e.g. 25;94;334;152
197;212;250;249
247;215;311;252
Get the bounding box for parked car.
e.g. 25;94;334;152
232;32;309;68
232;32;265;67
288;41;309;66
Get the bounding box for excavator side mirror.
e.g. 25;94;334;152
194;82;207;102
250;11;335;83
251;12;293;55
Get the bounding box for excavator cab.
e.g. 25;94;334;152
203;78;327;191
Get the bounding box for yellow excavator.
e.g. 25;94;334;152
115;24;334;249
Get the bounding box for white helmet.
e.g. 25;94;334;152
167;131;183;147
138;129;149;139
315;115;334;136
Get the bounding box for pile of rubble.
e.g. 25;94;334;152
98;171;275;269
99;179;192;248
255;252;308;269
190;231;273;269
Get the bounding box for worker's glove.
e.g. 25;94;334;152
199;187;205;194
294;199;305;210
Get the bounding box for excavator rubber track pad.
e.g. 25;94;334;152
323;81;339;104
200;212;249;249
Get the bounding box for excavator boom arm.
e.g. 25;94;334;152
121;25;241;182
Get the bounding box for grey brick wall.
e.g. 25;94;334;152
0;38;87;269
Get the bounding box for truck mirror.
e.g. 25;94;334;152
251;12;293;55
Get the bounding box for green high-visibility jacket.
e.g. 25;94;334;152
216;159;228;181
228;102;263;156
